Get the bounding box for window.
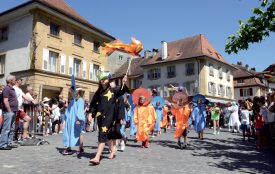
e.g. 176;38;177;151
147;68;161;80
133;79;142;89
237;79;244;84
218;84;225;96
218;67;223;79
209;63;214;76
74;58;81;77
226;70;230;81
0;26;8;41
185;63;195;76
119;55;123;61
44;51;58;72
240;88;253;97
0;54;5;75
94;41;100;53
50;23;59;36
93;64;99;81
60;54;66;74
208;82;216;94
183;81;195;95
74;33;82;45
167;66;176;78
226;86;232;98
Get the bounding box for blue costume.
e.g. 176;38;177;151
191;103;207;133
63;97;85;148
154;106;163;132
129;106;137;136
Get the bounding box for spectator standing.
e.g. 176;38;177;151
0;75;18;150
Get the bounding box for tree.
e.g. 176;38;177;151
225;0;275;54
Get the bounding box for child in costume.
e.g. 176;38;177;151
134;95;156;148
171;98;191;149
63;88;85;155
191;96;207;140
161;105;169;133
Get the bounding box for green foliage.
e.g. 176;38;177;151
225;0;275;54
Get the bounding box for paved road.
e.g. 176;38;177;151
0;128;275;174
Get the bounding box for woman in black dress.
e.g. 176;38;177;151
89;72;129;165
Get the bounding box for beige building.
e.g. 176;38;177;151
0;0;115;101
233;62;269;101
114;35;237;103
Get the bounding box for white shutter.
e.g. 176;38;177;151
60;53;66;74
89;63;93;80
208;82;212;94
68;56;73;75
43;48;49;70
83;61;87;79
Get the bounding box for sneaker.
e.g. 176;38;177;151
177;141;182;149
213;131;216;135
217;131;220;135
120;142;125;151
81;130;86;134
59;131;63;134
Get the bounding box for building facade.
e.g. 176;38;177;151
0;0;115;101
233;63;268;101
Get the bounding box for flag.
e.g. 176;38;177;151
71;72;76;99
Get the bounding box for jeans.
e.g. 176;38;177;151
0;112;16;147
120;124;126;139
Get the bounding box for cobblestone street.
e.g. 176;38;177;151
1;128;275;174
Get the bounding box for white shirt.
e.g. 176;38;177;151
260;106;269;124
51;104;60;121
267;102;275;123
241;110;251;125
13;86;25;109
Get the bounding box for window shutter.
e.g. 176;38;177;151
147;70;151;80
82;61;87;79
249;88;253;96
60;53;66;74
90;63;94;80
240;89;243;97
213;83;216;94
43;48;49;70
68;56;73;75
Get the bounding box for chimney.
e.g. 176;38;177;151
161;41;168;60
152;48;158;56
245;64;249;70
144;50;153;59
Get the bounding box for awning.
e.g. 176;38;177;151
206;97;235;104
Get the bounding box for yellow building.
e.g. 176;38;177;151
0;0;115;101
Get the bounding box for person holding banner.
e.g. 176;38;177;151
89;72;129;165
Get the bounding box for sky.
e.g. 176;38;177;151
0;0;274;71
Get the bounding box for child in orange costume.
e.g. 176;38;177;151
134;96;156;148
160;105;169;132
171;99;191;149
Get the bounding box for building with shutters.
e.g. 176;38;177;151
232;62;269;101
0;0;115;101
114;35;237;104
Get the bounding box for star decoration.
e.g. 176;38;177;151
104;90;113;101
102;126;108;133
96;112;101;118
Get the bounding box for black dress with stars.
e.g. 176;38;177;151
89;85;129;143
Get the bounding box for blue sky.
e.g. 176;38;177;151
1;0;274;71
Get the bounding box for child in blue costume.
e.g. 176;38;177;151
190;99;207;140
154;101;163;136
63;88;85;155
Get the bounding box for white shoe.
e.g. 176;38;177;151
59;131;63;134
213;131;216;135
120;142;125;151
217;131;220;135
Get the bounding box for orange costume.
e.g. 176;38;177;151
160;106;169;128
171;104;191;138
134;105;156;142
